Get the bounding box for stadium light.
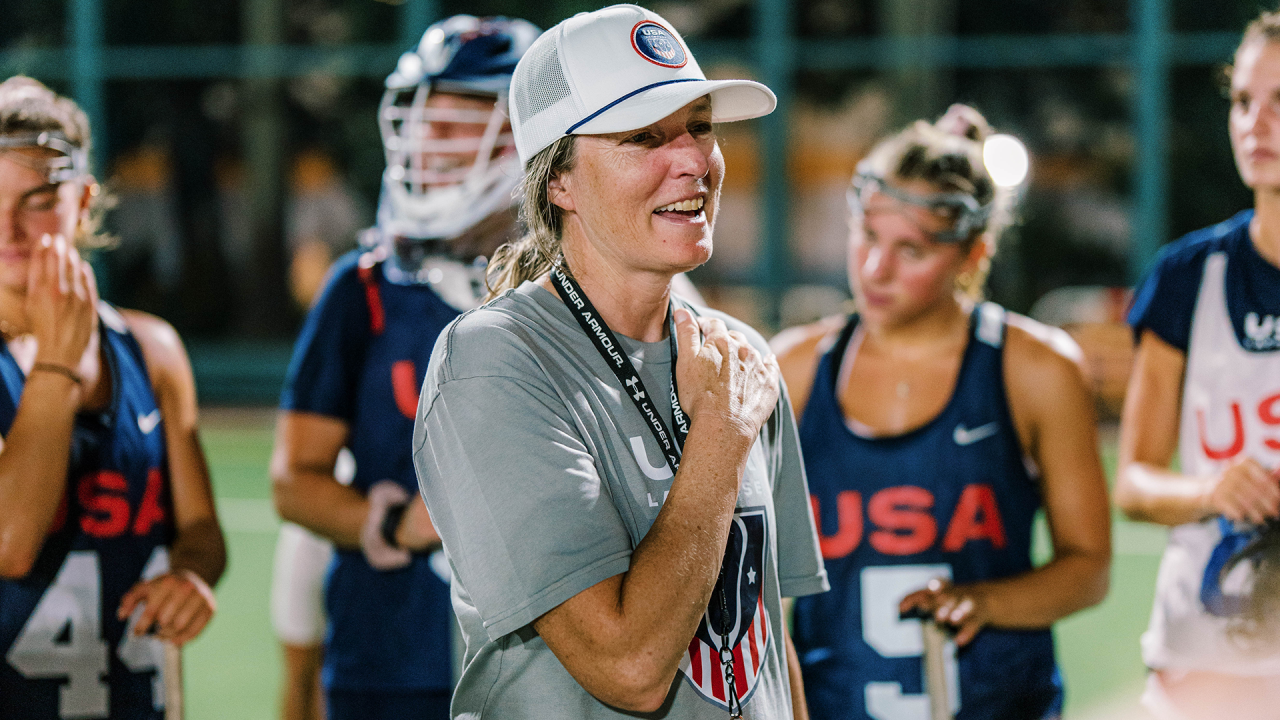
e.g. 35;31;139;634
983;133;1030;188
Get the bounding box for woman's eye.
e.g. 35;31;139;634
901;245;924;260
1233;93;1252;111
22;194;58;212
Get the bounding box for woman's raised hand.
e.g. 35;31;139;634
673;307;780;441
25;234;97;370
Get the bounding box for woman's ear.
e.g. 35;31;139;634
961;233;993;272
548;173;575;213
79;179;97;215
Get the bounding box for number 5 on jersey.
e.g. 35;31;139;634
7;548;171;719
861;565;960;720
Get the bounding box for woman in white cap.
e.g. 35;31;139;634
412;4;827;719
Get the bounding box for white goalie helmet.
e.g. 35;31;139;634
376;15;540;250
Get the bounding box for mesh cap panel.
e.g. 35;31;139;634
511;33;580;165
512;39;570;122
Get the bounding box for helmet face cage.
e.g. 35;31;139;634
0;131;88;184
375;15;537;267
378;83;516;210
847;172;991;244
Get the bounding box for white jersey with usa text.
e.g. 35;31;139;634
1142;251;1280;674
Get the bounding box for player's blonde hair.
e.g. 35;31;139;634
859;104;1018;301
485;135;578;299
1238;8;1280;58
0;76;112;249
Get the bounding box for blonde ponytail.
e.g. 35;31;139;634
485;135;578;300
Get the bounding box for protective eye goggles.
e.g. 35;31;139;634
0;131;88;184
847;172;991;244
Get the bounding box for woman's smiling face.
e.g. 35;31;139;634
550;96;722;276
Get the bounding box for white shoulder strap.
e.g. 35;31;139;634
976;302;1005;348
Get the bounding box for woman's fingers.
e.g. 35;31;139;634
54;235;69;295
81;261;99;306
69;246;87;301
117;572;217;645
1213;458;1280;522
674;307;702;359
117;583;145;621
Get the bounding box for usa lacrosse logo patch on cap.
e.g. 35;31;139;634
631;21;687;68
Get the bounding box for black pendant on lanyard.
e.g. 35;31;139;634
550;267;742;719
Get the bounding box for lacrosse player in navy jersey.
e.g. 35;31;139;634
269;16;541;720
772;105;1111;720
0;76;226;720
1115;10;1280;720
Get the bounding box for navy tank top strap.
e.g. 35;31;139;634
0;342;24;436
799;314;859;436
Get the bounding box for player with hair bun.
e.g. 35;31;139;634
0;76;226;719
1115;9;1280;719
268;15;539;720
773;104;1111;720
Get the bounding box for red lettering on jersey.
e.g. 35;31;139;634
78;471;130;538
868;486;936;556
1257;393;1280;451
942;484;1007;551
810;491;863;559
132;468;167;536
1198;403;1245;460
392;360;419;419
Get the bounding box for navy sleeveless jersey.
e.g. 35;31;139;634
792;304;1062;720
280;250;457;692
0;306;174;720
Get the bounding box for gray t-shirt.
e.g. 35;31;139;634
412;281;828;719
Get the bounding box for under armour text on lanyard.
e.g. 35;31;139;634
551;267;688;466
550;267;742;719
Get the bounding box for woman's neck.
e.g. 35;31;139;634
1254;188;1280;268
546;239;675;343
860;294;971;357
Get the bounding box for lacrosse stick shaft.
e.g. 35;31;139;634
920;618;952;720
164;641;183;720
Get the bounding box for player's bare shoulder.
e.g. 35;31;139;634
1003;311;1091;404
770;314;848;416
114;306;195;393
1004;312;1085;369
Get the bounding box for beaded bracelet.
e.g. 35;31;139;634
31;362;83;385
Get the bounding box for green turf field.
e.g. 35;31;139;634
186;410;1161;720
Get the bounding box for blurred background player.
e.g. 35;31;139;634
1115;9;1280;720
268;15;540;720
773;104;1111;719
0;76;226;719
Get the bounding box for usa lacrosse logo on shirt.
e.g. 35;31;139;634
681;507;771;711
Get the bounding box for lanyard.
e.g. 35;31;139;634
551;267;689;468
550;267;743;719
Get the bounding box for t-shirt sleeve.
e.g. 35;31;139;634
279;256;368;419
413;346;634;641
1127;242;1207;353
769;380;829;598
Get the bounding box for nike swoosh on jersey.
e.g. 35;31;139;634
953;422;998;446
137;409;161;434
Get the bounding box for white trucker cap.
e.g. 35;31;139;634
509;4;777;166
